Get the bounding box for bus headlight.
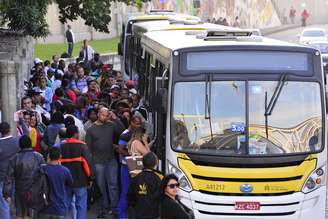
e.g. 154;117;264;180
302;166;325;194
167;161;192;192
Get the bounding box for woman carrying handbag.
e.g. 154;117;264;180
126;127;150;176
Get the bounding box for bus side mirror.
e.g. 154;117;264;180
153;88;168;113
118;42;122;56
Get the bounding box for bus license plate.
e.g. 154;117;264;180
235;202;260;210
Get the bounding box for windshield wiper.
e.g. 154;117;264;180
264;74;288;138
205;74;214;140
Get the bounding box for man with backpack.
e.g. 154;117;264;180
3;135;45;219
39;147;73;219
0;121;29;219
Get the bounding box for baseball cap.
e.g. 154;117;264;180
111;84;120;90
127;80;135;89
34;58;43;65
129;88;137;95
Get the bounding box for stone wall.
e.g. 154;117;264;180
0;29;34;126
0;61;17;134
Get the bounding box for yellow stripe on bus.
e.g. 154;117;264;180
177;155;316;194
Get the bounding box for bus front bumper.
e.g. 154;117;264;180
178;186;326;219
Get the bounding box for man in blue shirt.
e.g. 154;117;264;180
117;115;142;219
71;66;89;95
39;147;73;218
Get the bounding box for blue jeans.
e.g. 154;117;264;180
118;165;131;219
0;181;10;219
68;187;87;219
95;159;119;213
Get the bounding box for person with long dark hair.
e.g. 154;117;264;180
160;174;193;219
43;111;65;148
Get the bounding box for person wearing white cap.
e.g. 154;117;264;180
34;58;43;65
129;88;137;96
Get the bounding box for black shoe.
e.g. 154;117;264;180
97;211;106;218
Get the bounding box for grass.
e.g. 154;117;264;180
34;37;119;61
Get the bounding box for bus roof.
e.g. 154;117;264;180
124;13;201;25
132;20;228;36
142;29;309;51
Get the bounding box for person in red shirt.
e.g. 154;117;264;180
52;79;77;104
301;9;310;26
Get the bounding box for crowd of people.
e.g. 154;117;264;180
0;51;194;219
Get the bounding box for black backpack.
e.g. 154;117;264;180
23;164;50;211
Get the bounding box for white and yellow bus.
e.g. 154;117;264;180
118;11;202;78
134;28;327;218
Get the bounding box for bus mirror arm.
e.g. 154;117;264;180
161;69;168;87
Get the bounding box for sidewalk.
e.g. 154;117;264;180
261;23;300;36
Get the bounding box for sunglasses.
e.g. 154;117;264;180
167;183;180;189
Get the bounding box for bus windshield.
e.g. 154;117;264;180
172;81;322;155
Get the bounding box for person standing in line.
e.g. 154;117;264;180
128;127;151;161
38;147;73;219
60;125;93;219
33;77;53;112
66;25;75;58
160;174;193;219
85;107;122;218
3;135;45;219
70;66;89;95
0;121;29;219
117;115;142;219
127;152;163;219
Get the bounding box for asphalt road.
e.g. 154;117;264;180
267;23;328;44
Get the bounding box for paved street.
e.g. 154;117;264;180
267;24;328;43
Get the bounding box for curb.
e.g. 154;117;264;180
261;24;301;36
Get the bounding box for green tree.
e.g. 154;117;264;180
0;0;149;38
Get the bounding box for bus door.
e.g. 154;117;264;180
152;66;168;172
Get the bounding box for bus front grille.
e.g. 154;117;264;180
198;190;295;196
192;174;303;182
